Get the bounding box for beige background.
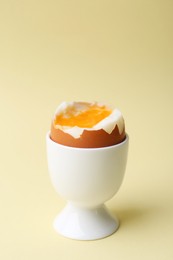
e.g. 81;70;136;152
0;0;173;259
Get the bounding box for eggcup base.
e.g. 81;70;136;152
53;203;119;240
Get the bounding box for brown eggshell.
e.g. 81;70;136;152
50;123;126;148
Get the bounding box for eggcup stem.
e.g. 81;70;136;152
53;202;119;240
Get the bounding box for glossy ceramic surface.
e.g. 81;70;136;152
46;133;129;240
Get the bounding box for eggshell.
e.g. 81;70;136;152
50;123;126;148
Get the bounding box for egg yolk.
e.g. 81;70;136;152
54;104;112;128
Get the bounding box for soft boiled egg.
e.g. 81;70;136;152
50;101;126;148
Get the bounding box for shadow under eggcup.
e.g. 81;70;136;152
46;132;129;240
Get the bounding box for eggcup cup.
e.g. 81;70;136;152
46;132;129;240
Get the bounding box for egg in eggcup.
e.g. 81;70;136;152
46;101;129;240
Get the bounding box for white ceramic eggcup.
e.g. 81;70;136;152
46;132;129;240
